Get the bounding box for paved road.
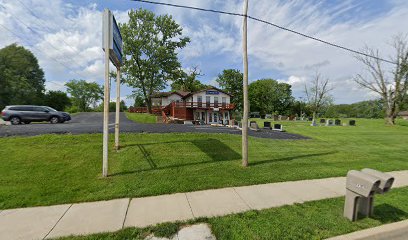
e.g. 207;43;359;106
0;112;308;139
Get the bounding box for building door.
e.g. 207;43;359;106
214;112;218;123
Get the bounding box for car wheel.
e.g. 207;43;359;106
10;116;21;125
50;116;60;124
24;121;31;124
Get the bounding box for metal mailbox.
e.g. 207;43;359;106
361;168;394;194
344;170;381;221
346;170;381;197
344;169;394;221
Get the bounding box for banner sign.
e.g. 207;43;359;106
206;90;219;95
102;9;123;67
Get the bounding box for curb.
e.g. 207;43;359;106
326;219;408;240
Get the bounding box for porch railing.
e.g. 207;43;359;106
172;102;235;110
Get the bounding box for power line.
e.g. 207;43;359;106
15;0;79;55
0;23;88;80
129;0;397;65
7;11;83;70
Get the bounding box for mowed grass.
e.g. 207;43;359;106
0;119;407;209
125;112;157;123
57;187;408;240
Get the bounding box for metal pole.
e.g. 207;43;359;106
103;50;110;177
114;68;121;150
102;12;110;177
242;0;249;167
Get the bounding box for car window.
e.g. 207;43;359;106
33;107;46;112
45;107;57;112
10;106;33;111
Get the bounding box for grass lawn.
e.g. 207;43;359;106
125;112;158;123
56;186;408;240
0;119;407;209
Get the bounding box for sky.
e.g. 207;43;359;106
0;0;407;106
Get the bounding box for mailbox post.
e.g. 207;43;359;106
344;170;381;221
344;169;394;221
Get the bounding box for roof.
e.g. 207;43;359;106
182;86;233;99
151;86;232;99
151;90;189;98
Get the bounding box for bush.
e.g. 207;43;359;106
65;105;80;113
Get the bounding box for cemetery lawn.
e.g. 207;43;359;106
57;186;408;240
1;118;408;209
125;112;157;123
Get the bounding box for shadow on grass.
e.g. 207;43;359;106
112;139;240;176
112;140;336;177
372;203;408;223
249;151;338;167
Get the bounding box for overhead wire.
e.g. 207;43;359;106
129;0;397;65
0;23;88;81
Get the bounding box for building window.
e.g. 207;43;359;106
214;97;219;107
197;96;202;107
206;96;211;107
201;112;205;121
214;113;218;123
222;97;226;107
209;112;212;122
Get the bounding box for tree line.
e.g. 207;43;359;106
0;44;125;112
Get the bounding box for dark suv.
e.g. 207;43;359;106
1;105;71;125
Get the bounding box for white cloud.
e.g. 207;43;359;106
2;0;408;104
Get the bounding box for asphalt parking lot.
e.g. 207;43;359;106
0;112;308;139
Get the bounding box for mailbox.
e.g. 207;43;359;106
361;168;394;194
344;170;381;221
346;170;380;197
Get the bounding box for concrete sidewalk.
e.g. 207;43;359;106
1;170;407;240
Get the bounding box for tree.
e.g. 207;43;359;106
65;80;103;112
216;69;244;112
95;100;127;112
171;66;206;92
305;72;333;126
120;8;190;113
43;90;71;111
0;44;45;109
355;35;408;125
249;79;293;115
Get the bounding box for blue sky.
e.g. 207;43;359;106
1;0;407;106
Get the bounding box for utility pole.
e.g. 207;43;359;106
242;0;249;167
115;68;121;151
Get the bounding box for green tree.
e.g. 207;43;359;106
171;66;206;92
216;69;243;112
0;44;45;109
249;79;293;115
95;100;128;112
65;80;103;112
120;8;190;113
43;90;71;111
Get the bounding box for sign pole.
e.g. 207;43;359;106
103;47;110;177
242;0;249;167
102;8;123;177
114;67;121;151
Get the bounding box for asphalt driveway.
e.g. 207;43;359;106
0;112;308;140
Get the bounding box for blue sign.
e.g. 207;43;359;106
111;15;123;65
103;9;123;67
206;90;219;95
